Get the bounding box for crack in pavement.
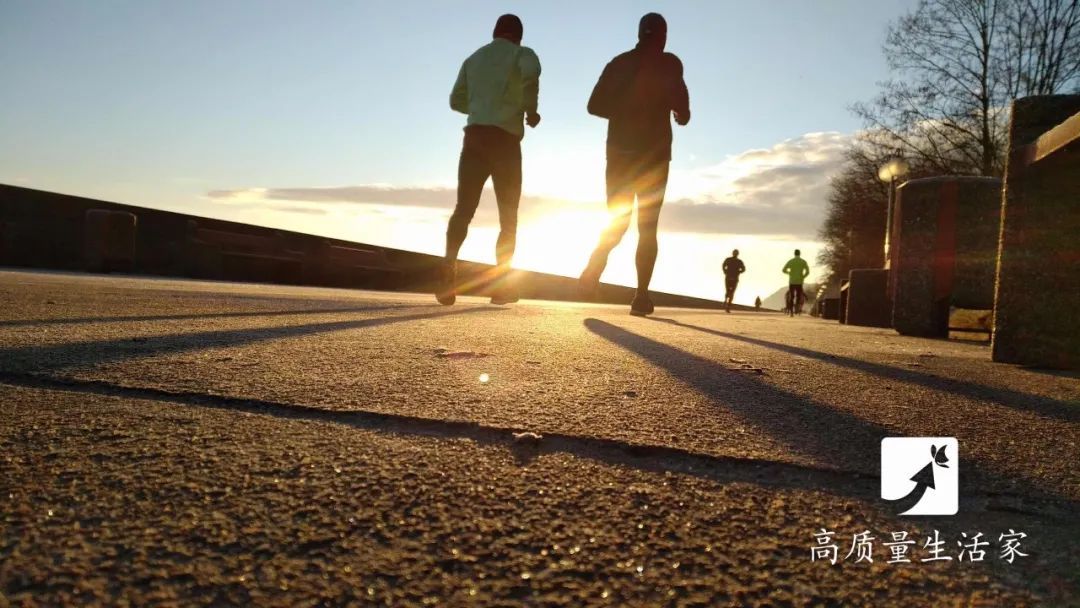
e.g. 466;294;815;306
2;370;1071;522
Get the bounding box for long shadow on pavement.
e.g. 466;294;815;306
0;306;502;374
583;318;1078;511
0;304;418;328
3;330;1076;603
648;317;1079;423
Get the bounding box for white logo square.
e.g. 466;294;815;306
881;437;958;516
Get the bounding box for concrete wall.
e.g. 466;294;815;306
0;184;733;311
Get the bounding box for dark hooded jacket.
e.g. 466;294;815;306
587;44;690;161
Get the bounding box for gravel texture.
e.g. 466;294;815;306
1;269;1077;606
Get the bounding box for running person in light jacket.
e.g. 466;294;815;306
438;14;541;306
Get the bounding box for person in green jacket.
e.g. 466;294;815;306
782;249;810;314
438;14;542;306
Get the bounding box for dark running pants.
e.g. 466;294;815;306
585;151;670;293
725;277;739;301
446;125;522;272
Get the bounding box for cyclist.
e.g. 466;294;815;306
782;249;810;315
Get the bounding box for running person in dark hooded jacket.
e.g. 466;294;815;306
579;13;690;316
722;249;745;313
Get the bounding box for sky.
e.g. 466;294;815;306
0;0;918;303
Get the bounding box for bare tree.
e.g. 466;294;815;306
819;0;1080;282
998;0;1080;96
817;145;890;286
854;0;1080;177
817;139;944;285
816;155;885;287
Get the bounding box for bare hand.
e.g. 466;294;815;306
526;112;541;128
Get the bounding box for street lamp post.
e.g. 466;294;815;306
878;157;910;267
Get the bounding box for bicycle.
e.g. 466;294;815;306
785;285;805;317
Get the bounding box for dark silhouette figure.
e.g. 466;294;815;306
439;14;542;306
754;296;762;310
579;13;691;316
721;248;745;313
782;249;810;315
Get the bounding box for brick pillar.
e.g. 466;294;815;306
891;176;1001;337
992;95;1080;368
846;269;891;327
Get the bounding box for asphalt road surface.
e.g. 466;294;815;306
1;270;1078;606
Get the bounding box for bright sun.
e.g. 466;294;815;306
512;208;609;278
524;150;606;203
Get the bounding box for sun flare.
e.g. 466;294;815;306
512;209;608;277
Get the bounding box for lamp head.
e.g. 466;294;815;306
878;157;910;182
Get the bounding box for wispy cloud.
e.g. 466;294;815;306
206;131;850;240
208;185;462;208
205;185;563;227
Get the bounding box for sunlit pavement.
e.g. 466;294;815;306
2;269;1078;606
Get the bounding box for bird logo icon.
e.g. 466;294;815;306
931;444;949;468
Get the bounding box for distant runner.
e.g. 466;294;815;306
721;249;745;313
782;249;810;315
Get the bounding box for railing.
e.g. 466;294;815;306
1013;109;1080;168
